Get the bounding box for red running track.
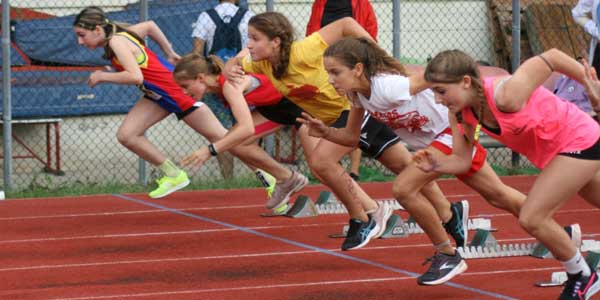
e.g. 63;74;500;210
1;175;599;300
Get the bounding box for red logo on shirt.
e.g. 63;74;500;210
287;84;319;99
371;110;429;132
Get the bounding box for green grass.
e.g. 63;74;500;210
3;164;540;199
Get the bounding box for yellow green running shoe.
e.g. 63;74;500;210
149;171;190;199
255;169;276;198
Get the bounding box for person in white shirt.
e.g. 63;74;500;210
298;37;528;286
573;0;600;72
191;0;253;55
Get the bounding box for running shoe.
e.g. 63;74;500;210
371;201;393;239
149;171;190;198
417;251;468;285
255;169;277;198
444;200;470;248
341;216;380;251
559;270;600;300
265;171;308;209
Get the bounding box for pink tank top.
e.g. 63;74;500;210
461;77;600;169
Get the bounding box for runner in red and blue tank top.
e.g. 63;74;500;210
73;6;287;201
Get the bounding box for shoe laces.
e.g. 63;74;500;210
422;252;443;267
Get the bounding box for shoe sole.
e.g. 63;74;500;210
460;200;470;248
149;179;190;199
374;203;393;239
585;272;600;300
343;222;381;251
418;259;468;286
265;174;309;209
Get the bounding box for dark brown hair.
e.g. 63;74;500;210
73;6;144;60
324;37;408;80
248;12;295;79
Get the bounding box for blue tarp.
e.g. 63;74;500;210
1;69;139;117
14;0;248;66
1;43;28;66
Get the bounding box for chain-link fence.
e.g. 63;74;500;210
0;0;585;190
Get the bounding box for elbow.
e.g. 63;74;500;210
132;74;144;85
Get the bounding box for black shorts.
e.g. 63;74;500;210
559;137;600;160
256;97;304;128
333;111;401;158
256;98;399;158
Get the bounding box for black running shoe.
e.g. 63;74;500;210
417;251;468;286
559;270;600;300
444;200;470;248
341;216;379;251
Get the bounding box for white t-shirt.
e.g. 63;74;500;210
352;74;449;150
191;2;254;52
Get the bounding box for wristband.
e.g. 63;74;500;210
208;144;218;156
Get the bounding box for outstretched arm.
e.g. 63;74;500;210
128;21;179;63
414;113;474;174
181;77;254;168
296;106;364;147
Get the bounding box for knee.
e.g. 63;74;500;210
392;183;418;204
306;152;338;178
518;212;544;235
116;129;134;148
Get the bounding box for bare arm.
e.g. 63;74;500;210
192;38;206;55
223;48;250;81
296;106;363;147
414;113;473;174
128;21;179;62
317;17;373;46
214;77;255;153
88;36;143;87
496;48;587;112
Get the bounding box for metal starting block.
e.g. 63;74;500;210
332;215;493;239
535;251;600;287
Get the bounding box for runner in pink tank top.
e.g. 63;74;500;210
418;48;600;300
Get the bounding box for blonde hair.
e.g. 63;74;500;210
173;53;224;81
324;37;408;80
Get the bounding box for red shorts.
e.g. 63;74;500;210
429;128;487;178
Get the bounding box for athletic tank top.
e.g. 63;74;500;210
217;74;282;106
461;76;600;168
110;32;195;112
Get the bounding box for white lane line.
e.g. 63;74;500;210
40;266;564;300
0;223;344;244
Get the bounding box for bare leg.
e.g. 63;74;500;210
116;98;170;165
461;161;525;217
349;148;362;177
298;125;377;221
519;156;600;261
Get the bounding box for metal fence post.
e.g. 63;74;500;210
2;0;13;190
511;0;521;168
266;0;274;12
393;0;401;59
138;0;149;185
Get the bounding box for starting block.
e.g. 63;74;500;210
458;229;537;259
331;214;493;239
260;195;319;218
535;251;600;287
